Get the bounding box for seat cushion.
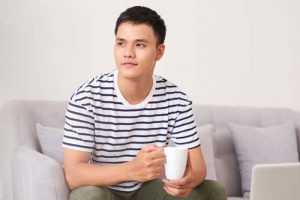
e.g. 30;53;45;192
228;197;248;200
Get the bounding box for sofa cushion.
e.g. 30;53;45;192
36;123;64;164
229;121;298;195
196;125;217;180
227;197;248;200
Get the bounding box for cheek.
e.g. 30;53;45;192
114;49;122;61
138;50;157;62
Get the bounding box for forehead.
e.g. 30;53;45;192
116;22;157;43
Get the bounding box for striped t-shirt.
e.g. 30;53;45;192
63;70;200;192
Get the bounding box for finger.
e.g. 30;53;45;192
165;177;192;189
149;151;165;161
153;165;165;175
151;157;165;167
163;179;183;189
164;185;190;197
164;185;177;197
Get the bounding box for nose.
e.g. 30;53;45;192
124;44;135;58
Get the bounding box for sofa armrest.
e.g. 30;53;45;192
12;146;69;200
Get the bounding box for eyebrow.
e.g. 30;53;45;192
115;37;149;43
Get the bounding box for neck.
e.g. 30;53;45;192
117;75;153;105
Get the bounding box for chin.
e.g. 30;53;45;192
118;69;140;80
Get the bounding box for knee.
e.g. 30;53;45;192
69;186;110;200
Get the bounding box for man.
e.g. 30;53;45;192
63;6;226;200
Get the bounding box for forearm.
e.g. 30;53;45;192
65;161;134;190
192;165;207;186
64;145;165;190
189;147;207;187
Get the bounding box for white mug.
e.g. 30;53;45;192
164;147;188;180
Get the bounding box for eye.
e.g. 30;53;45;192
117;41;125;47
136;43;145;48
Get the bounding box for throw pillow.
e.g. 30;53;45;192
229;121;298;195
36;123;64;164
168;124;217;180
197;124;218;180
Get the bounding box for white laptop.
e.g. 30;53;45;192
250;163;300;200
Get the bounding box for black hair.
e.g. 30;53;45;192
115;6;166;45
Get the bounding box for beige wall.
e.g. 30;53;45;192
1;0;300;111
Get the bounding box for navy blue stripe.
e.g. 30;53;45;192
68;102;94;114
95;140;165;146
175;114;193;123
95;127;167;133
155;85;177;90
85;85;114;90
94;147;141;152
63;141;93;149
64;135;94;143
171;125;197;135
66;115;94;127
178;107;192;115
173;120;195;130
86;103;185;112
93;154;136;158
156;79;167;83
65;121;94;130
91;158;126;164
95;119;168;125
67;108;93;119
153;91;186;97
97;79;113;83
88;77;95;85
174;137;199;145
98;72;112;79
69;102;86;110
96;133;166;139
174;131;197;139
64;128;92;137
76;90;117;97
75;96;122;105
93;110;177;118
149;97;188;104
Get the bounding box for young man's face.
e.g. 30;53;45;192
114;22;165;81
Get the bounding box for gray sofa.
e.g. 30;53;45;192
1;100;299;200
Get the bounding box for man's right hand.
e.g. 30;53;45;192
130;144;165;182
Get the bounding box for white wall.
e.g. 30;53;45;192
1;0;300;111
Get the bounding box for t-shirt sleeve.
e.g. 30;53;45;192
62;99;95;152
170;102;200;149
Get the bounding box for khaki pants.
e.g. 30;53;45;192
69;179;227;200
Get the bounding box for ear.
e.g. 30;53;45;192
155;44;165;61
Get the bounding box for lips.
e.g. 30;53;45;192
121;62;138;68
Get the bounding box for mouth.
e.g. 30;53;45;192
121;62;138;68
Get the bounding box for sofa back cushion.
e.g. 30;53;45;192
192;105;300;196
229;121;298;195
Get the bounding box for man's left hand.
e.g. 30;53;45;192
162;163;198;197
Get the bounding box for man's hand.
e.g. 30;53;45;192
162;161;198;197
130;144;165;182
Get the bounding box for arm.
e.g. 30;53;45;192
162;146;207;197
64;144;165;190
